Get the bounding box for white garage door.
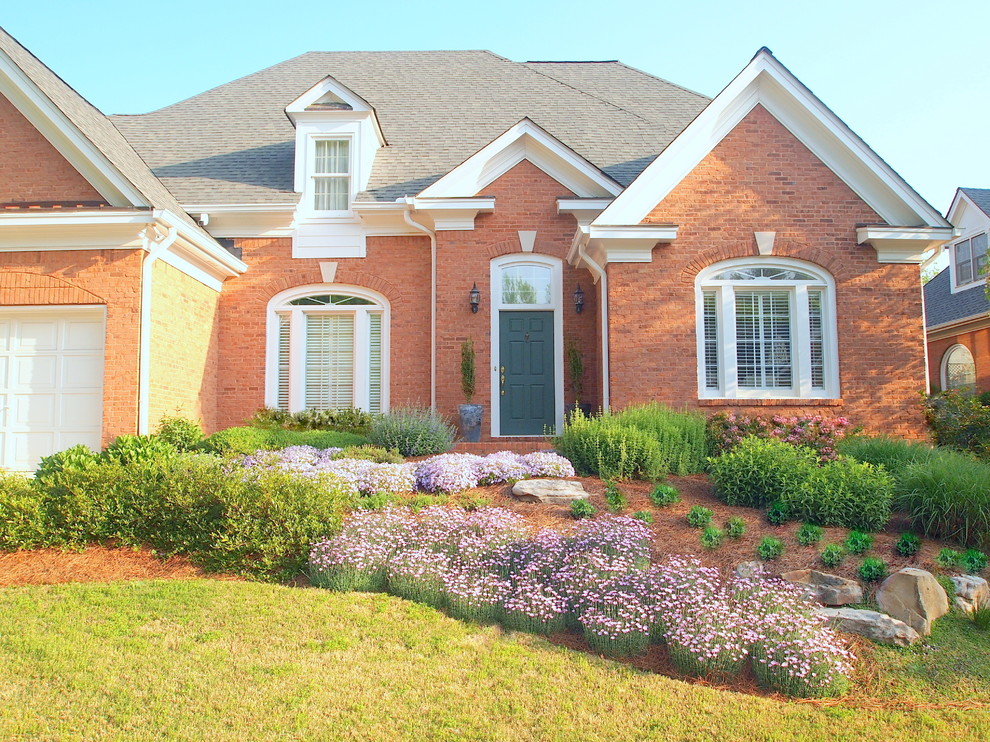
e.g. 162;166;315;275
0;308;105;472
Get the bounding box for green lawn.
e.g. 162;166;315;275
0;580;987;742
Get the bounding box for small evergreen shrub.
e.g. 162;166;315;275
796;523;824;546
609;402;707;474
570;499;596;519
936;548;961;569
369;407;456;456
604;481;627;513
895;532;922;557
155;415;205;451
781;457;893;532
757;536;784;561
708;437;816;508
725;516;746;539
858;557;888;582
631;510;654;524
766;501;791;526
648;483;680;507
820;544;845;568
700;526;724;550
686;506;713;528
844;531;874;555
554;409;665;480
0;473;46;550
961;549;988;574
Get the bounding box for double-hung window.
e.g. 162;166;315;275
312;138;351;212
697;259;838;399
952;232;989;288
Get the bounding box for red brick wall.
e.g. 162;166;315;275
608;105;927;438
928;324;990;393
0;250;142;444
148;260;222;431
0;94;108;205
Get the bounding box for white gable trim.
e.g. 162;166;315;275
285;75;386;147
595;49;949;230
418;119;623;199
0;48;148;208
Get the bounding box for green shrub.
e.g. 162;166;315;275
725;516;746;539
936;548;961;569
334;445;403;464
708;437;816;508
707;412;852;460
554;409;665;480
844;530;873;555
156;415;205;451
961;549;988;574
369;407;456;457
766;501;791;526
796;523;824;546
648;483;680;507
836;435;932;476
895;532;922;557
686;505;713;528
201;427;367;455
700;526;724;550
858;557;888;582
571;499;596;519
896;448;990;548
102;434;179;465
604;481;627;513
34;444;99;484
924;391;990;458
249;407;373;436
820;544;845;568
0;473;46;550
781;457;893;532
631;510;654;524
757;536;784;561
609;402;707;475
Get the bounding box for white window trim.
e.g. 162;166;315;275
265;284;390;413
949;231;989;291
940;343;977;392
489;254;564;437
305;134;355;218
695;257;840;400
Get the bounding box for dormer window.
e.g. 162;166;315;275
953;232;988;287
313;138;351;212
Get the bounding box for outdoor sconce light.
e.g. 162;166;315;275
574;284;585;314
469;283;481;313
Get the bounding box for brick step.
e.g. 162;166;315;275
452;439;554;455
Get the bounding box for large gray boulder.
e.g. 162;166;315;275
511;479;587;504
876;567;949;636
816;607;921;647
781;569;864;606
951;575;990;614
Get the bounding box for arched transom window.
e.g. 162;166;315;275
942;344;976;392
696;258;839;399
268;286;387;413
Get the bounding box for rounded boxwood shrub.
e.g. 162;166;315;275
858;557;888;582
369;407;456;457
820;544;845;568
757;536;784;561
648;483;680;507
0;473;46;550
796;523;824;546
708;437;816;508
895;532;922;557
700;526;724;550
844;530;873;555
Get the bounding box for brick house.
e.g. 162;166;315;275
0;28;953;470
924;188;990;393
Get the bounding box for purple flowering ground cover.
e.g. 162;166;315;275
310;508;855;698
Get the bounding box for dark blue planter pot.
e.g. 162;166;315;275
458;404;483;442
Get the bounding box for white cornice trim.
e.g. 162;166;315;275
407;197;495;231
418;118;622;200
558;198;613;227
595;49;950;230
856;225;956;264
569;223;678;266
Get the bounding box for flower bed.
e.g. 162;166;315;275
310;507;855;697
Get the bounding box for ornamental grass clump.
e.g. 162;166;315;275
370;406;457;456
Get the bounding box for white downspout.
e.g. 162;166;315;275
138;223;179;434
402;201;438;409
576;236;610;410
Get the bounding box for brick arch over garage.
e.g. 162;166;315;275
0;271;106;305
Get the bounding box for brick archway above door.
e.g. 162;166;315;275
0;271;105;306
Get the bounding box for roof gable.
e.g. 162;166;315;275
418;118;623;199
595;48;949;229
949;188;990;223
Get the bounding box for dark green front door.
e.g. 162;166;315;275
499;311;555;435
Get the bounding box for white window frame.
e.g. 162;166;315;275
940;343;977;392
265;284;389;413
695;257;840;400
307;135;354;217
489;254;565;437
950;231;989;290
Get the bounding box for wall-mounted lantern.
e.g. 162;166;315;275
469;283;481;313
574;284;585;314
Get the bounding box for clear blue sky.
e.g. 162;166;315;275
4;0;987;212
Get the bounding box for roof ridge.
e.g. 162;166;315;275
611;60;711;101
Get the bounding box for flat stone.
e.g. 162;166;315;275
816;607;921;647
511;479;587;504
782;569;864;606
951;575;989;605
734;561;767;580
876;567;949;636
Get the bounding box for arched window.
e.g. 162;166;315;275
267;285;388;413
941;344;976;392
695;258;839;399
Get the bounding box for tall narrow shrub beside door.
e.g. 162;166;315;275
458;339;483;442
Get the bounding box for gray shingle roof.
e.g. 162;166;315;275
924;267;990;328
110;52;711;205
0;26;202;232
961;188;990;218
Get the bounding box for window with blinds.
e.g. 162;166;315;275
304;314;355;409
703;291;719;389
368;313;383;414
809;290;825;389
735;291;792;389
313;139;350;211
276;314;291;411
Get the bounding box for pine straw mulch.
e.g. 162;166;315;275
0;545;213;587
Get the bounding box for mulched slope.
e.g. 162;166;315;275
0;546;210;587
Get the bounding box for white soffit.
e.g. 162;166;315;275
595;49;950;230
418;118;623;199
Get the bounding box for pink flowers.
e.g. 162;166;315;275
707;413;852;461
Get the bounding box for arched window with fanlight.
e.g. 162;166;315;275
266;286;388;413
941;344;977;392
695;258;839;399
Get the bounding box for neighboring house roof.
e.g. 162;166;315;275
924;267;990;328
960;188;990;218
0;26;203;233
110;51;711;205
